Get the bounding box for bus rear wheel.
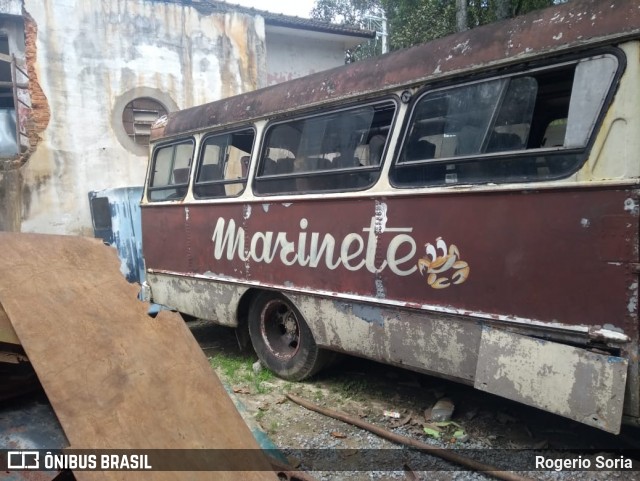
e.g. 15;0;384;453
248;292;330;381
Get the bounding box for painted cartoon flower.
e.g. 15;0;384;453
418;237;470;289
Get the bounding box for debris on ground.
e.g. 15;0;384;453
431;397;455;422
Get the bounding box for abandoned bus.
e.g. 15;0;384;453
141;0;640;434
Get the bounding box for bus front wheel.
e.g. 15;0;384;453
248;292;330;381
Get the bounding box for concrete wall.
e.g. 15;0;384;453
0;0;21;16
0;0;362;235
14;0;266;235
266;27;348;85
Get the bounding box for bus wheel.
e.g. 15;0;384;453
248;292;329;381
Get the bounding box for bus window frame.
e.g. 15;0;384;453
146;137;195;202
390;48;625;188
253;97;399;196
192;126;256;200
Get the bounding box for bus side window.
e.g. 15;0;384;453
147;140;194;201
193;128;255;199
391;53;619;187
254;100;396;195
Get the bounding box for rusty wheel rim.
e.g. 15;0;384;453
260;299;301;360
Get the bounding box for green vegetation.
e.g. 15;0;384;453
208;354;276;394
311;0;567;61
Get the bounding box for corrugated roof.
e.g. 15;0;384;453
148;0;376;39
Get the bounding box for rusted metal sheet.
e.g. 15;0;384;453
0;233;277;481
142;186;639;338
157;0;640;139
474;327;628;433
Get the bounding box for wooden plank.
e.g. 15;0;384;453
0;303;20;345
0;233;277;481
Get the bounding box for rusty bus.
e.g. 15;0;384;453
140;0;640;434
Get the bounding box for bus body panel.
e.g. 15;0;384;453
142;186;639;337
143;269;630;433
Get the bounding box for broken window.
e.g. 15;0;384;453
193;128;255;199
0;34;30;158
391;53;620;187
147;140;194;201
254;100;396;195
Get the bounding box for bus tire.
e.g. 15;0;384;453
248;292;329;381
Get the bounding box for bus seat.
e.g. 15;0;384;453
354;144;370;166
275;157;294;174
542;121;567;147
240;155;250;177
368;135;386;164
262;158;278;176
456;126;482;156
261;157;295;193
486;132;523;152
172;167;190;184
199;164;220;182
296;157;319;173
405;138;436;161
194;164;225;197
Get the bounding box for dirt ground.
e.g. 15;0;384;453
189;319;640;481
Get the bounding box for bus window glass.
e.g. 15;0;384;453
392;54;619;187
147;140;194;201
565;56;619;148
194;128;254;199
255;101;396;195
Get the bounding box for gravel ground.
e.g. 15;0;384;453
189;320;640;481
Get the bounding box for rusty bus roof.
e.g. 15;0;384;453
155;0;640;140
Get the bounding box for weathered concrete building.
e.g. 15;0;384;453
0;0;372;234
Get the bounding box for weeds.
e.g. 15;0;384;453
209;353;275;394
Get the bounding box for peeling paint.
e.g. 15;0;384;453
628;281;638;315
243;204;252;219
624;198;639;215
374;200;387;234
475;328;628;433
333;301;384;327
375;278;385;299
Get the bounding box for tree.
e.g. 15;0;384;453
382;0;561;51
312;0;566;60
310;0;386;61
456;0;468;32
311;0;382;25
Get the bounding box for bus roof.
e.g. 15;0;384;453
153;0;640;141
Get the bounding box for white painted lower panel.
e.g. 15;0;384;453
474;327;628;433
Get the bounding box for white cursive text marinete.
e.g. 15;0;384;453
211;217;418;276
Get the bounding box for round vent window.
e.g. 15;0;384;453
121;97;168;147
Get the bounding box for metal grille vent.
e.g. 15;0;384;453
122;97;167;146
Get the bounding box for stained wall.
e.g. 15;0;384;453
12;0;266;234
